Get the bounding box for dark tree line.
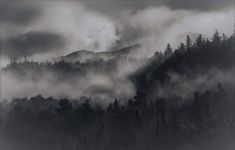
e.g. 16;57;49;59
0;84;234;150
133;31;235;98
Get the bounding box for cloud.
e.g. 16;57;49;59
0;0;41;25
0;0;234;63
153;68;235;99
2;31;65;59
29;1;119;53
82;0;233;12
165;0;234;10
1;59;143;104
114;7;234;56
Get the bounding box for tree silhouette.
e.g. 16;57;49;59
186;35;192;50
164;43;173;56
212;29;221;45
195;34;204;47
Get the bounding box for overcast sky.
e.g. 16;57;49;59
0;0;234;65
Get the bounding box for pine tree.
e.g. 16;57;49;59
164;43;173;56
212;29;221;44
179;43;186;53
186;35;192;50
196;34;204;47
222;33;227;41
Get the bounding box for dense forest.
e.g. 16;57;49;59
0;31;235;150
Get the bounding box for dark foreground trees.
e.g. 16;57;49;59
0;83;234;150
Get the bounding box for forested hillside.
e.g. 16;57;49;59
0;32;235;150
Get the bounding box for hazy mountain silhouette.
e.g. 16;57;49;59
61;44;141;62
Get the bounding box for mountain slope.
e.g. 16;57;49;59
132;35;235;99
61;44;141;62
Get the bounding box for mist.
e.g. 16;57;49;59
1;58;147;104
115;7;234;54
152;67;235;99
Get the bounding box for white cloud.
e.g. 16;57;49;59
118;7;234;56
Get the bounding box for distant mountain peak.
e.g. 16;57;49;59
61;44;141;62
64;50;94;57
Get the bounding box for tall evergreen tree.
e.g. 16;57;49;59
186;35;192;50
212;29;221;44
196;34;204;47
178;43;186;53
164;43;173;56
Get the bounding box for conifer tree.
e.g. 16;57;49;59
164;43;173;56
212;29;221;44
186;35;192;50
196;34;204;47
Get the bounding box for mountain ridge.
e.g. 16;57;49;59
61;44;141;62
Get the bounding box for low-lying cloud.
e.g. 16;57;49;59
115;7;234;55
1;58;145;104
154;68;235;99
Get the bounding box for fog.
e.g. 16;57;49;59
1;58;146;104
153;68;235;99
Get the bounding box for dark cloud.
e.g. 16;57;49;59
82;0;233;13
0;1;41;25
166;0;234;10
2;31;65;59
0;0;232;26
